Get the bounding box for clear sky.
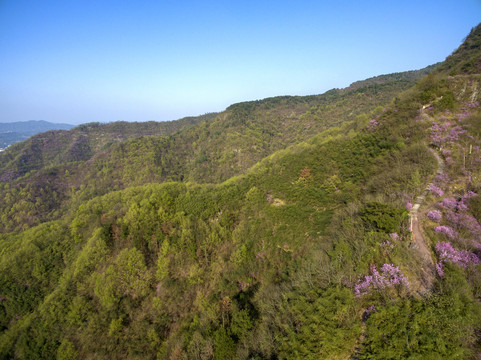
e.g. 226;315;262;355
0;0;480;125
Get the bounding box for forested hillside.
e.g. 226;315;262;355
0;66;432;234
0;24;481;360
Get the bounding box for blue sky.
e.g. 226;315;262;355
0;1;480;124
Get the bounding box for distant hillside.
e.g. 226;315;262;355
0;114;216;182
0;120;74;150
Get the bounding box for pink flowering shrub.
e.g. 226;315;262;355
380;240;395;249
430;122;450;147
440;197;464;210
436;261;445;277
435;173;450;184
389;233;399;240
405;202;412;210
434;225;458;239
445;211;481;236
367;119;379;131
465;102;479;109
354;264;409;297
430;120;472;148
435;242;480;276
427;210;442;223
380;234;399;250
462;191;478;201
457;111;470;120
436;192;481;237
446;125;469;142
429;184;444;197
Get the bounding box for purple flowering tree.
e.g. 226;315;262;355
434;225;458;239
428;184;444;197
436;192;481;240
427;210;442;223
354;264;409;297
435;241;480;276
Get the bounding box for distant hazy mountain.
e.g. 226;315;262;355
0;120;73;150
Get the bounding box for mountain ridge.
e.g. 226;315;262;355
0;23;481;360
0;65;436;234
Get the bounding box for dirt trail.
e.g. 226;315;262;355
351;148;444;358
408;149;444;294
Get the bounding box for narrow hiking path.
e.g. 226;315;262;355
351;148;445;358
408;148;445;294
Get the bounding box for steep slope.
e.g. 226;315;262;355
1;24;481;360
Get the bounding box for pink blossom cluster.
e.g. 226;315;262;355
463;102;479;109
457;112;470;120
238;281;250;291
445;211;481;236
367;119;379;131
389;233;399;240
380;235;398;250
446;125;470;142
435;173;450;184
436;261;445;277
354;264;409;297
434;225;458;239
440;197;467;211
435;242;480;277
406;202;413;210
380;239;395;250
436;192;481;238
462;191;478;201
441;197;457;209
430;120;471;147
429;184;444;197
431;122;451;147
427;210;442;223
